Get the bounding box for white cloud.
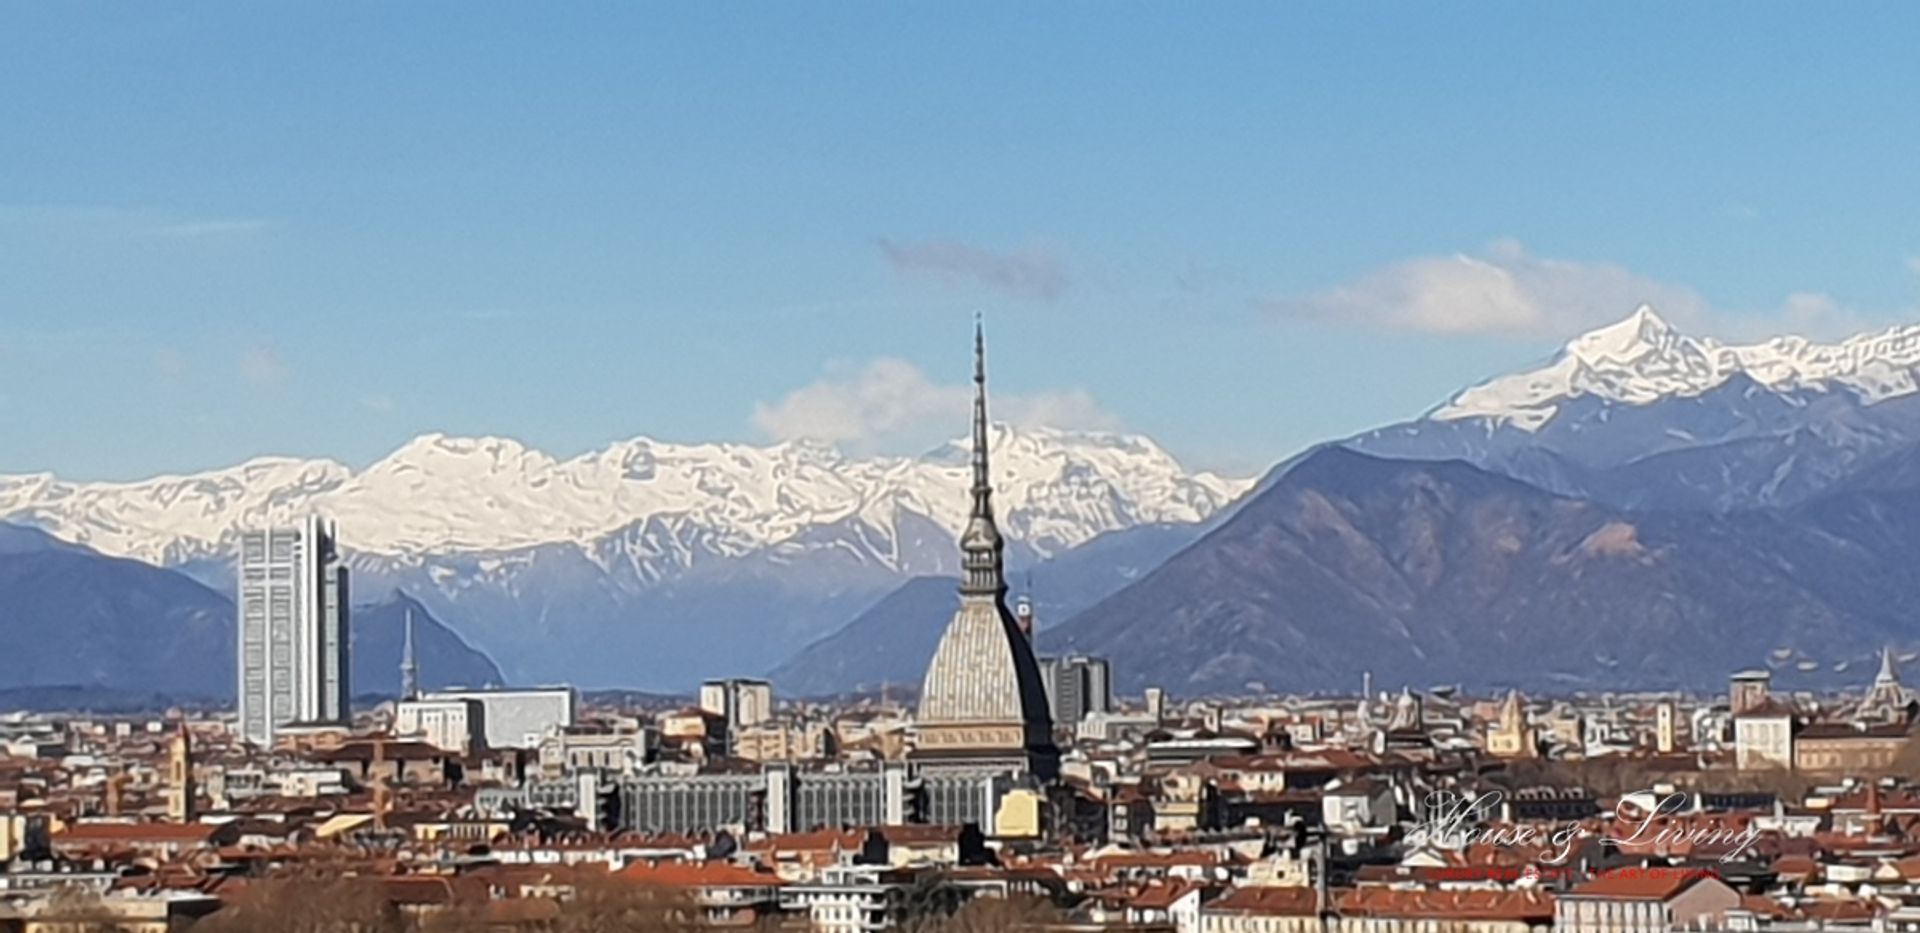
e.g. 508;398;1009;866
1267;238;1896;342
361;395;396;413
752;358;1119;452
876;237;1070;301
1267;238;1709;336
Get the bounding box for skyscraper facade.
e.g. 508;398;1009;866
236;517;350;746
1041;655;1113;727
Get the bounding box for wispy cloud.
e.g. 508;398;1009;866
752;357;1119;453
360;395;396;413
239;345;288;385
147;219;269;240
152;348;189;379
876;237;1070;302
0;204;269;243
1265;238;1895;342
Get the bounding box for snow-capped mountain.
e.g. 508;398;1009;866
1351;306;1920;511
0;426;1250;688
1435;304;1920;428
0;426;1248;568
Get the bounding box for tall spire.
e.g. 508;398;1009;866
400;607;421;701
959;315;1007;598
1877;644;1900;687
971;315;991;517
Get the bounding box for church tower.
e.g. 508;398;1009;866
914;320;1058;779
167;722;195;823
1486;690;1538;759
1860;646;1913;724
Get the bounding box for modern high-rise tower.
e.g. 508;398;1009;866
915;320;1058;779
236;516;350;746
1041;655;1113;727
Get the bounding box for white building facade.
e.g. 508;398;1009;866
236;517;349;747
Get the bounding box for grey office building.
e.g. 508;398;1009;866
609;762;1005;835
1041;656;1113;727
237;517;349;746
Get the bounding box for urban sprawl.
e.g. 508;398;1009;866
4;333;1920;933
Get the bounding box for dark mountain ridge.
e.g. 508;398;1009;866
0;525;503;703
1044;446;1920;695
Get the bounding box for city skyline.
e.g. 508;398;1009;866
12;7;1920;927
10;5;1920;480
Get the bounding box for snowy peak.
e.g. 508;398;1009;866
0;426;1252;567
1566;304;1681;361
1434;306;1920;429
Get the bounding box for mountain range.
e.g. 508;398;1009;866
0;428;1248;687
799;306;1920;696
12;305;1920;697
1349;307;1920;511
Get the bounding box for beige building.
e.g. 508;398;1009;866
1200;885;1321;933
1794;721;1913;773
1555;872;1739;932
1734;700;1795;770
1486;690;1538;758
734;721;834;763
9;890;221;933
1338;887;1553;933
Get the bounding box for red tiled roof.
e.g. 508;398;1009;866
1568;869;1719;901
878;825;962;845
1208;885;1320;916
1128;881;1204;910
618;861;784;889
746;828;866;852
1773;854;1820;880
1092;849;1229;868
56;822;219;843
1798;898;1883;922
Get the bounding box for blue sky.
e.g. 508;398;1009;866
6;4;1920;480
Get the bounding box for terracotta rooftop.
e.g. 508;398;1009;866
746;828;865;853
1127;880;1205;910
618;860;784;889
56;822;220;843
1567;868;1720;901
1207;885;1320;916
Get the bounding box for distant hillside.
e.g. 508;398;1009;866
0;524;504;703
770;522;1208;696
348;592;506;697
0;524;233;696
771;576;959;697
1044;447;1920;695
